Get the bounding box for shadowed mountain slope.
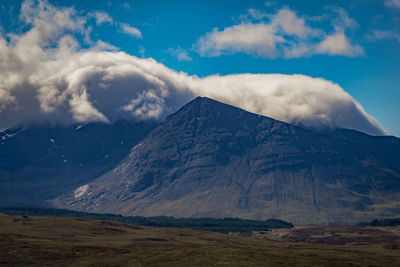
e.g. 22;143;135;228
54;97;400;224
0;120;156;206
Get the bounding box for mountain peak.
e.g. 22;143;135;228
163;96;278;134
178;96;233;113
51;97;400;225
190;96;217;103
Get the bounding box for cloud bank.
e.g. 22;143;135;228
192;74;384;135
0;0;385;136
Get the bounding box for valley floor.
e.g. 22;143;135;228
0;214;399;266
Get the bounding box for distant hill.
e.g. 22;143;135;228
53;97;400;225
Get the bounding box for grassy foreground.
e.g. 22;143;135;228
1;214;400;266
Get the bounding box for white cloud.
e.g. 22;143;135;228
167;47;192;61
120;23;142;38
195;6;362;59
90;11;113;26
93;40;119;51
246;8;268;20
330;6;358;31
0;0;386;136
196;23;281;58
316;33;364;57
272;8;317;38
0;89;16;110
385;0;400;9
69;87;109;123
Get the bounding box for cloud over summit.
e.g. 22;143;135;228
0;0;386;136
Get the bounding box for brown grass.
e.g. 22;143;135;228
1;214;400;266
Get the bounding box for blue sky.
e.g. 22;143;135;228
0;0;399;136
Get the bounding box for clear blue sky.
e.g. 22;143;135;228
1;0;399;136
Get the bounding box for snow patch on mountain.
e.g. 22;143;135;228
74;184;89;199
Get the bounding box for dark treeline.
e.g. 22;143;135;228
358;218;400;226
0;207;293;233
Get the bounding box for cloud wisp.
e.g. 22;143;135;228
195;7;364;58
0;0;385;136
120;23;142;38
90;11;113;26
167;47;192;61
366;30;400;43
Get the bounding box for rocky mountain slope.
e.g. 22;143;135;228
54;97;400;224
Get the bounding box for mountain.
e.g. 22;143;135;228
53;97;400;225
0;120;156;206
